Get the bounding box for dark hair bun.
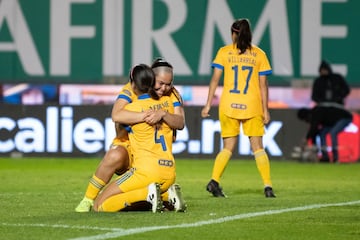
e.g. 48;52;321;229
151;57;173;69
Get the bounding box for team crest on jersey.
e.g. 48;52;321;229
123;89;132;96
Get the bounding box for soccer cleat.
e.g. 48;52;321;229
206;179;227;197
168;184;187;212
147;183;162;213
264;186;276;198
75;197;94;212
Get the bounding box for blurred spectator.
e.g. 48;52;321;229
297;106;353;163
0;84;3;102
311;60;350;106
3;84;58;104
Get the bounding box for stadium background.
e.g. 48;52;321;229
0;0;359;162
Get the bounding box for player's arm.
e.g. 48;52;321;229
144;88;185;129
165;87;186;130
159;87;185;130
145;108;184;129
143;102;185;130
259;74;270;124
201;67;222;118
111;83;148;125
162;105;185;130
111;98;148;125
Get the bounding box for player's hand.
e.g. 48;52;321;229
263;110;270;124
201;106;211;118
144;110;164;125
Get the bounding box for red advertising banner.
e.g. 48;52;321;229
327;113;360;163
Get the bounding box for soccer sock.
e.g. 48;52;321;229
161;191;169;201
211;149;232;182
98;188;147;212
84;174;106;200
254;149;272;187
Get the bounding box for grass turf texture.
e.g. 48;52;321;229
0;157;359;240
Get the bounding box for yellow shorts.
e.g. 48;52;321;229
219;112;265;138
114;168;175;194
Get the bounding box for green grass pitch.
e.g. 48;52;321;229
0;157;359;240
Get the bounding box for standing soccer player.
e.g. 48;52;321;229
201;18;276;198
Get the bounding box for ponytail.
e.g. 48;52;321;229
231;19;252;54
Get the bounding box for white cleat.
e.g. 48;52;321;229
168;184;187;212
147;183;162;213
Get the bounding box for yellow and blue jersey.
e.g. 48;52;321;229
114;83;181;142
116;82;137;103
124;94;176;176
212;44;272;119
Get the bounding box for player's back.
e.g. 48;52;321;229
125;94;175;175
213;44;271;119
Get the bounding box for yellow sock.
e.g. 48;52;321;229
84;175;106;200
162;191;169;202
211;149;232;182
99;187;147;212
254;149;272;187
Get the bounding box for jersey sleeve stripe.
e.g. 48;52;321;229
211;63;224;70
173;101;181;107
259;70;272;76
117;95;132;102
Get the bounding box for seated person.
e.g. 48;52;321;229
297;106;352;162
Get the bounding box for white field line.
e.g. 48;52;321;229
2;200;359;240
0;223;124;232
68;200;360;240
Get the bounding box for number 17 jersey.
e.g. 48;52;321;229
212;44;272;119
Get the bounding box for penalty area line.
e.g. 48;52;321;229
68;200;360;240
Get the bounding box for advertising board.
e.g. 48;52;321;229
1;105;358;162
0;0;358;86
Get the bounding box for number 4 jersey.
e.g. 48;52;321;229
124;94;176;175
212;44;272;119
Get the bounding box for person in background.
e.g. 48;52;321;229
307;60;352;162
75;58;186;212
0;84;3;102
3;84;58;104
297;106;353;163
311;60;350;106
201;18;275;198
